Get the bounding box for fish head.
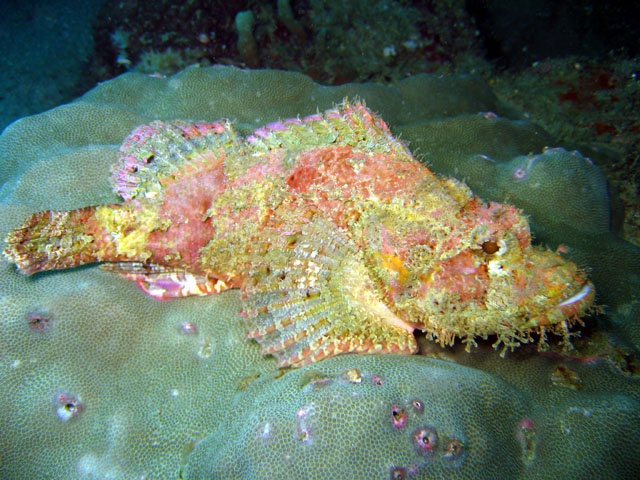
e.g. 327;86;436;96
380;195;595;347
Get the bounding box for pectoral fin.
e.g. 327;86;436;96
241;219;417;367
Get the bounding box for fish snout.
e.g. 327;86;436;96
527;280;595;329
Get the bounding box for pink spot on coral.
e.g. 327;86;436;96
296;405;314;443
391;405;407;429
413;426;438;452
516;417;537;464
517;417;535;433
27;310;52;331
55;392;83;422
179;321;198;334
411;399;423;412
389;466;407;479
371;375;384;386
482;111;498;119
512;167;527;180
516;417;536;446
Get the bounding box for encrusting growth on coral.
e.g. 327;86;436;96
3;101;594;366
235;10;259;68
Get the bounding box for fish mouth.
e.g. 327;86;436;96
555;282;594;310
544;280;596;324
524;281;595;331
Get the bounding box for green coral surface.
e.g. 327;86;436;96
1;65;639;479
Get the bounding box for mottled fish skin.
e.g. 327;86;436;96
3;101;595;367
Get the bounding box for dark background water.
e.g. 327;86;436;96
1;0;638;132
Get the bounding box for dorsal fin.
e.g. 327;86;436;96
111;119;240;200
244;100;414;164
110;101;413;202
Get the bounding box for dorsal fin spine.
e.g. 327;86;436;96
111;120;237;201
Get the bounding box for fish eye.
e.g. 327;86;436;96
481;240;500;254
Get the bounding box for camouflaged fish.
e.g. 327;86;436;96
4;101;595;366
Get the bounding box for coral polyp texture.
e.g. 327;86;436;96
1;65;639;479
4;101;594;367
183;354;640;480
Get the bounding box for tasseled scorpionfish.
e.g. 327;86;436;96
4;101;595;366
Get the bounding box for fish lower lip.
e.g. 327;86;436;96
556;283;592;308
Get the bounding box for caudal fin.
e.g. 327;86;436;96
4;206;117;275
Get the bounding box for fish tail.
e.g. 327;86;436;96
4;205;122;275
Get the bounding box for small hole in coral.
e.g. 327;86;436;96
414;426;438;452
179;321;198;334
55;393;83;422
389;467;407;480
391;406;406;429
444;439;463;459
513;167;527;179
26;310;52;331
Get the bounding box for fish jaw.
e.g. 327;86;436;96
525;281;595;330
399;239;595;351
480;245;596;351
507;245;595;327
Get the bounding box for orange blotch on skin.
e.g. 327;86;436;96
378;252;411;285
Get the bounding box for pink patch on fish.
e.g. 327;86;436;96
194;122;225;135
254;127;270;138
266;121;287;131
